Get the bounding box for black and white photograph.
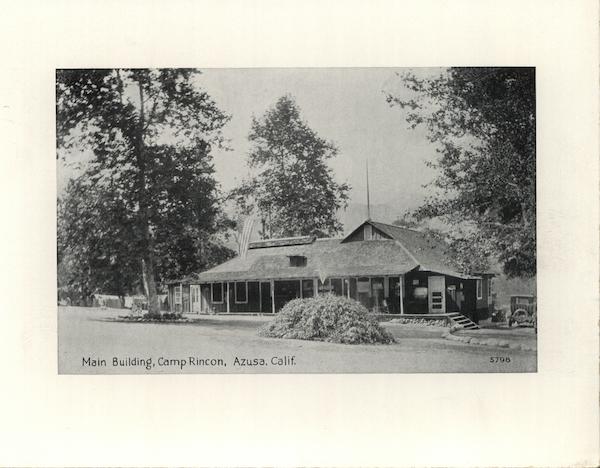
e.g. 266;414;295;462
2;0;599;466
56;67;537;374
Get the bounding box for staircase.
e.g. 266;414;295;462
447;312;480;330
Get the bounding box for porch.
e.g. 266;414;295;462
170;271;477;317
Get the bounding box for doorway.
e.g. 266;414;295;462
190;285;201;314
260;282;272;313
428;276;446;313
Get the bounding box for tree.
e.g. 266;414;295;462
231;95;349;238
392;212;493;273
386;68;536;277
392;213;419;229
56;69;234;315
57;174;141;300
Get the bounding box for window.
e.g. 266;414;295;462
357;278;370;294
212;282;224;303
371;277;384;295
235;282;247;303
318;279;332;294
302;279;314;298
289;255;307;267
413;287;428;299
174;286;182;304
331;278;343;296
476;279;482;299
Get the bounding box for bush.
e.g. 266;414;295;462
259;295;395;344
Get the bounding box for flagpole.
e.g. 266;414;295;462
366;159;371;220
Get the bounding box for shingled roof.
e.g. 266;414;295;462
367;221;469;276
174;219;479;284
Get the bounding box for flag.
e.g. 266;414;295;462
238;216;255;259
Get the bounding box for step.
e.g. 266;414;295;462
447;312;480;330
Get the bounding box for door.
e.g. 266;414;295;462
389;277;401;314
356;277;371;309
200;285;211;313
428;276;446;313
190;285;201;314
260;282;272;313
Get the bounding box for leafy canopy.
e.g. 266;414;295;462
387;67;536;277
57;69;234;306
232;95;349;238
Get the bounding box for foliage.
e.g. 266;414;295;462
427;226;495;274
389;317;448;327
259;295;395;344
231;95;350;238
392;213;493;273
392;212;419;229
492;274;536;307
387;68;536;277
56;69;235;312
57;174;141;298
142;312;183;321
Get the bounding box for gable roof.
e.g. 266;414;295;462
367;221;465;275
176;219;479;284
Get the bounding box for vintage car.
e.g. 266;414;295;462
508;294;536;328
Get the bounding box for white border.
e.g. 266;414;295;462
1;0;598;466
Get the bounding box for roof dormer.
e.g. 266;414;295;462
342;220;393;242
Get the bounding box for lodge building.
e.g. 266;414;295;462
167;219;494;322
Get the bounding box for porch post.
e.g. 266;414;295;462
226;282;230;313
270;279;275;313
399;275;404;315
299;279;303;299
313;278;318;297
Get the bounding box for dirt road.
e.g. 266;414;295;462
58;307;536;374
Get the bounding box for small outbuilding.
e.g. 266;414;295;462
167;219;494;322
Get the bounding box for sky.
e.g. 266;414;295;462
57;68;446;224
195;67;442;214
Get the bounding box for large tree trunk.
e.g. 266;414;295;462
135;77;160;317
142;257;159;314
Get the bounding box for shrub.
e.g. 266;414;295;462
259;295;395;344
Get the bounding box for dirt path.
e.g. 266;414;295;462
58;307;536;374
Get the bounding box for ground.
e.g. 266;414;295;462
58;306;537;374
